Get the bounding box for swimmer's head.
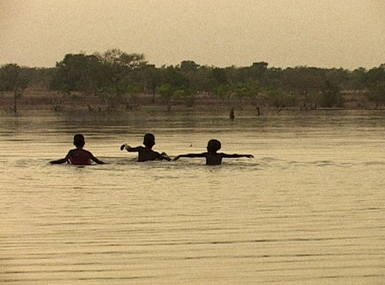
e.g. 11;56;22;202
143;133;155;148
73;134;85;148
207;139;221;153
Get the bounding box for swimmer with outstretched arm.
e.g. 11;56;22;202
50;134;105;165
173;139;253;165
120;133;171;162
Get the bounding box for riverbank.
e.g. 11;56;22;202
0;87;379;113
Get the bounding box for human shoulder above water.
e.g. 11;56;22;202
120;133;171;162
50;134;105;165
173;139;254;165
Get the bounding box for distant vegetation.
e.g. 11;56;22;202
1;49;385;112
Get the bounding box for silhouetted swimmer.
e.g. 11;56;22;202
50;134;105;165
120;133;171;162
173;139;254;165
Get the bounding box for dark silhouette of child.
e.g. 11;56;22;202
173;139;253;165
120;133;171;162
50;134;105;165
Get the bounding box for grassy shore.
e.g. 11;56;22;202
0;87;379;113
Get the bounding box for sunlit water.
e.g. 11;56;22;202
1;109;384;285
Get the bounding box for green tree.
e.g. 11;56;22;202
266;88;297;111
251;61;268;82
20;67;55;88
211;67;228;85
179;61;214;95
320;75;344;108
265;67;284;90
142;64;163;103
50;53;102;93
179;60;199;73
162;66;189;89
214;84;232;102
191;66;217;93
282;67;324;108
157;83;174;110
349;67;367;91
0;64;29;114
125;83;143;110
365;64;385;107
96;49;146;69
232;84;257;102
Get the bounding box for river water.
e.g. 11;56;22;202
0;109;384;285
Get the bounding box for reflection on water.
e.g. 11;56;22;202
1;110;384;285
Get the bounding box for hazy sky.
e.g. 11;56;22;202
1;0;384;69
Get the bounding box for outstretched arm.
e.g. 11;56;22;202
173;153;206;161
50;158;68;164
120;144;141;152
50;151;71;164
222;153;254;159
158;152;172;161
90;153;105;164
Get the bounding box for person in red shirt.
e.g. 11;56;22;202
50;134;104;165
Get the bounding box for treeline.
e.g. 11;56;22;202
1;49;385;111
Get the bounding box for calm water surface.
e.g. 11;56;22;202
1;109;384;285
